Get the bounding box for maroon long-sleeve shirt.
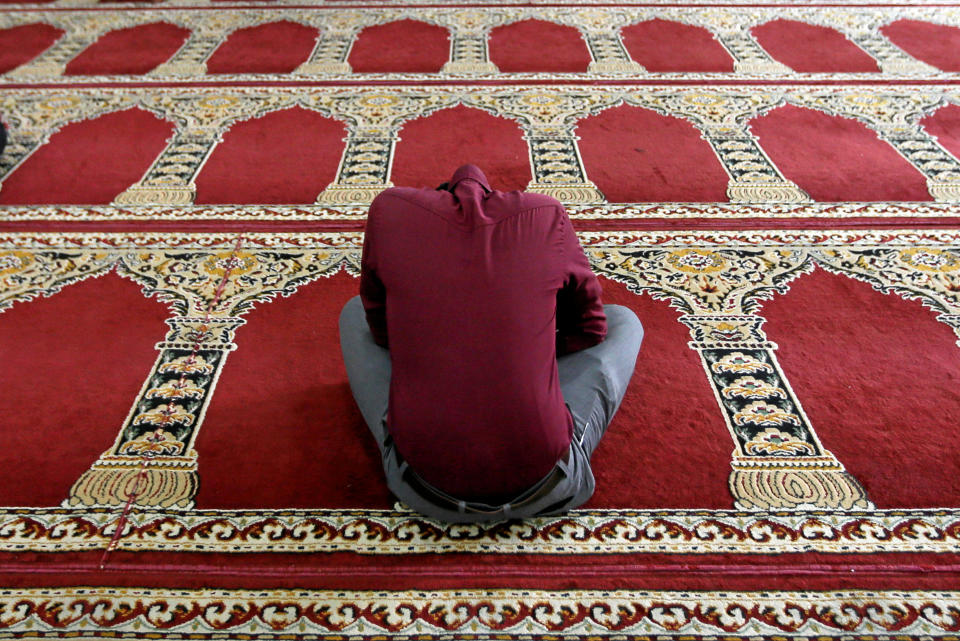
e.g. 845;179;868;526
360;164;607;500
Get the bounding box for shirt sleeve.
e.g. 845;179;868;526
360;197;389;347
556;208;607;355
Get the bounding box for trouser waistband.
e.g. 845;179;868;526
401;445;572;516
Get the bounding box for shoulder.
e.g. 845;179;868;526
515;190;564;213
488;189;566;217
372;186;449;207
370;186;452;219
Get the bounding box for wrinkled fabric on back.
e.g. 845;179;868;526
360;164;606;500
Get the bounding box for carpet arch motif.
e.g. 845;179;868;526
2;230;958;516
3;86;960;205
1;1;960;636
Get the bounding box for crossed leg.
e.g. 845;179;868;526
339;296;643;522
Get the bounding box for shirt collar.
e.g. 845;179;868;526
449;164;491;193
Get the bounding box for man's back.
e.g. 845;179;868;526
360;165;606;500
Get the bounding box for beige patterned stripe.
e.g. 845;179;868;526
3;229;959;249
0;507;957;553
1;71;958;83
3;202;960;221
11;0;960;6
0;588;956;636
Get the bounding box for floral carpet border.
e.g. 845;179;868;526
0;588;956;638
4;202;960;222
1;507;958;553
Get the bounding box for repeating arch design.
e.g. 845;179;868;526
489;19;591;73
0;22;63;74
620;19;734;72
1;1;960;627
64;22;190;76
0;6;956;80
194;106;348;204
880;19;960;72
748;103;931;201
205;20;319;74
0;106;175;204
391;103;532;192
751;19;880;73
575;103;729;202
348;19;450;73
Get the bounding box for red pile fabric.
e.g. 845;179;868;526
0;2;958;638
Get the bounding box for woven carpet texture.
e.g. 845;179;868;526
0;0;959;638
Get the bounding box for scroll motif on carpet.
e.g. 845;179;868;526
0;587;957;637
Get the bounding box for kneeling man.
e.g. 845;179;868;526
340;164;643;522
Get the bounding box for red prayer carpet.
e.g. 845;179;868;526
0;0;959;638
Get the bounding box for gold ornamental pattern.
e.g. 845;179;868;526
1;229;958;516
64;241;357;509
2;85;960;205
0;5;958;81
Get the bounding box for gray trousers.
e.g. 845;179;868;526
339;296;643;522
